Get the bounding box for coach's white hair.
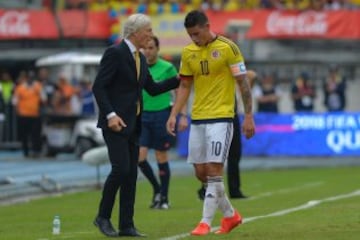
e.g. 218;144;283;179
122;14;151;39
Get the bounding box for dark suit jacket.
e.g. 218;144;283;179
92;41;179;138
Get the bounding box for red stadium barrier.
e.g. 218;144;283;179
57;10;113;38
0;9;59;39
207;10;360;39
246;10;360;39
0;9;359;40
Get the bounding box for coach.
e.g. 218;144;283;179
92;13;179;237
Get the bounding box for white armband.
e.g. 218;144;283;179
230;62;247;76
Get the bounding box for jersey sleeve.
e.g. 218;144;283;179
167;64;178;78
226;41;247;76
179;48;193;78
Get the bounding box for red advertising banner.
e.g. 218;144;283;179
246;10;360;39
57;11;112;38
206;10;255;35
0;9;358;40
0;10;59;39
215;10;360;40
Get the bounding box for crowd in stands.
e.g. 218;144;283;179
0;64;350;157
0;69;95;118
0;68;96;151
0;65;348;120
250;65;347;114
0;0;359;11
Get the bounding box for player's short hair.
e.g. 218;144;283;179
184;10;208;28
122;13;151;39
151;36;160;48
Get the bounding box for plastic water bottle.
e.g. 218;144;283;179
52;215;61;235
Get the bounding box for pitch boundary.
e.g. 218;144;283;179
160;189;360;240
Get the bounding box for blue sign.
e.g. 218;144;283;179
176;112;360;157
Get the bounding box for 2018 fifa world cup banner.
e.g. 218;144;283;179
241;112;360;156
177;112;360;157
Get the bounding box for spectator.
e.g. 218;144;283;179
89;0;109;11
0;71;14;104
291;72;316;112
0;71;15;142
12;71;46;158
261;0;285;9
309;0;326;10
326;0;357;10
253;72;281;113
37;67;55;115
52;74;78;115
78;78;96;116
323;64;346;112
0;83;4;113
65;0;88;10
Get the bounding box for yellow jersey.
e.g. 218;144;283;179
179;36;246;121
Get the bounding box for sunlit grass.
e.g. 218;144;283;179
0;166;359;240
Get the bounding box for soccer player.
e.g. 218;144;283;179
197;70;257;200
166;10;255;236
138;36;188;209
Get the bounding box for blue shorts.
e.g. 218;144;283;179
140;108;175;151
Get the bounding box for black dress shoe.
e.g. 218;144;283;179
93;216;118;237
119;227;146;237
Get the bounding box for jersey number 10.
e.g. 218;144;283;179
211;141;222;156
200;60;209;75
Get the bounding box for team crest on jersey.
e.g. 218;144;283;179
211;50;220;59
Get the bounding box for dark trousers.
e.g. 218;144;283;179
17;116;42;156
98;130;139;230
227;114;242;195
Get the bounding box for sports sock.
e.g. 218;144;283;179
201;176;221;226
158;162;171;201
197;183;206;200
215;179;234;217
138;159;160;194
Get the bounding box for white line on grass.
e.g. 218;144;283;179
160;189;360;240
248;181;324;201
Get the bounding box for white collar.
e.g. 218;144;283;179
124;39;137;54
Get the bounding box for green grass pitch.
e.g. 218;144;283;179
1;166;359;240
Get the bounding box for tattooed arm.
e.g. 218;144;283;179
236;74;253;115
235;73;255;139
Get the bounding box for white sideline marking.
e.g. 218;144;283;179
160;189;360;240
248;181;324;201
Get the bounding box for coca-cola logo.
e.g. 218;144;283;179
0;11;30;36
266;11;328;36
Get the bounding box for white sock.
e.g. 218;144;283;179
215;178;234;218
200;176;221;226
